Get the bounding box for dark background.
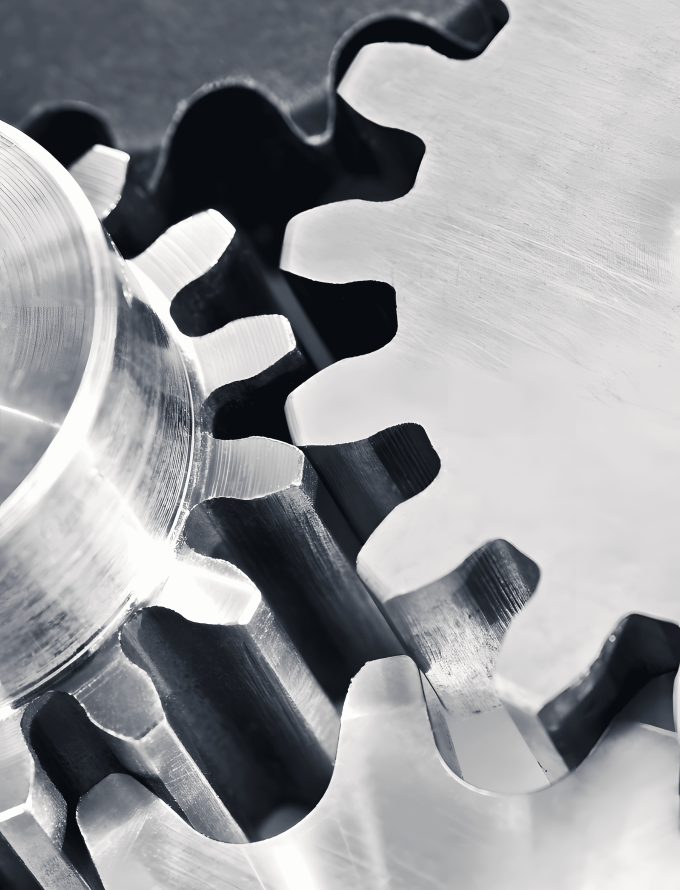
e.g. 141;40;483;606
0;0;470;149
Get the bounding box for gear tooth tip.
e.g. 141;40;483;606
69;144;129;221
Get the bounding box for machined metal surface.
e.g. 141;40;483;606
78;657;680;890
0;123;190;704
282;0;680;780
5;0;680;886
0;133;349;883
0;711;86;888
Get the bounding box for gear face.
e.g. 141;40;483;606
78;657;680;890
0;123;364;882
5;2;680;886
282;1;680;780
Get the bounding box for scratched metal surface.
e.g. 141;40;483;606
78;656;680;890
282;0;680;778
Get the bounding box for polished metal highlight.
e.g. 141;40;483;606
69;145;130;221
78;657;680;890
282;0;680;780
0;124;342;883
0;711;87;888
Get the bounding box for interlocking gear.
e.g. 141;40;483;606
282;0;680;782
0;126;379;883
77;657;680;890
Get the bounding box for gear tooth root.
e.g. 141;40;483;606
534;616;680;772
303;422;440;543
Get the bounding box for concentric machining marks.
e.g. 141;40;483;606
282;1;680;781
0;133;340;883
78;657;680;890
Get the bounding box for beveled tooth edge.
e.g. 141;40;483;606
64;635;247;844
69;144;130;221
193;314;297;396
129;210;235;302
202;436;305;502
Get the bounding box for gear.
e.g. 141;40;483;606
78;657;680;890
281;0;680;785
0;125;400;885
5;1;680;885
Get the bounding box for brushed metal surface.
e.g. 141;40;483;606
0;121;194;705
0;711;86;888
282;1;680;777
78;656;680;890
0;0;485;148
68;146;130;221
0;133;355;881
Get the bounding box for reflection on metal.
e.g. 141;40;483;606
282;2;680;778
68;145;129;221
0;711;86;889
78;657;680;890
61;633;247;844
185;434;403;700
0;121;345;878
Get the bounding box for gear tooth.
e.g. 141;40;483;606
193;314;296;400
281;199;387;286
155;546;262;627
68;144;129;221
0;707;87;888
300;427;547;790
76;659;425;889
118;542;339;837
129;210;235;302
203;436;305;502
77;657;680;890
373;541;549;792
187;436;402;700
196;315;314;442
302;423;441;543
63;636;246;844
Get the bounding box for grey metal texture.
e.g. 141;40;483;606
78;657;680;890
0;125;192;704
0;711;86;888
0;136;352;884
4;0;680;887
282;0;680;782
0;1;503;149
184;438;403;699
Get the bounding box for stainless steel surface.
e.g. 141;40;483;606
122;546;340;840
0;129;347;881
61;633;247;844
0;119;192;705
282;2;680;778
5;2;680;885
78;656;680;890
185;433;403;699
0;710;86;888
68;146;130;222
411;541;549;791
302;428;546;789
0;0;487;149
133;217;401;697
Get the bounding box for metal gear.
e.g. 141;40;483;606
78;657;680;890
282;0;680;787
3;0;680;887
0;124;402;886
